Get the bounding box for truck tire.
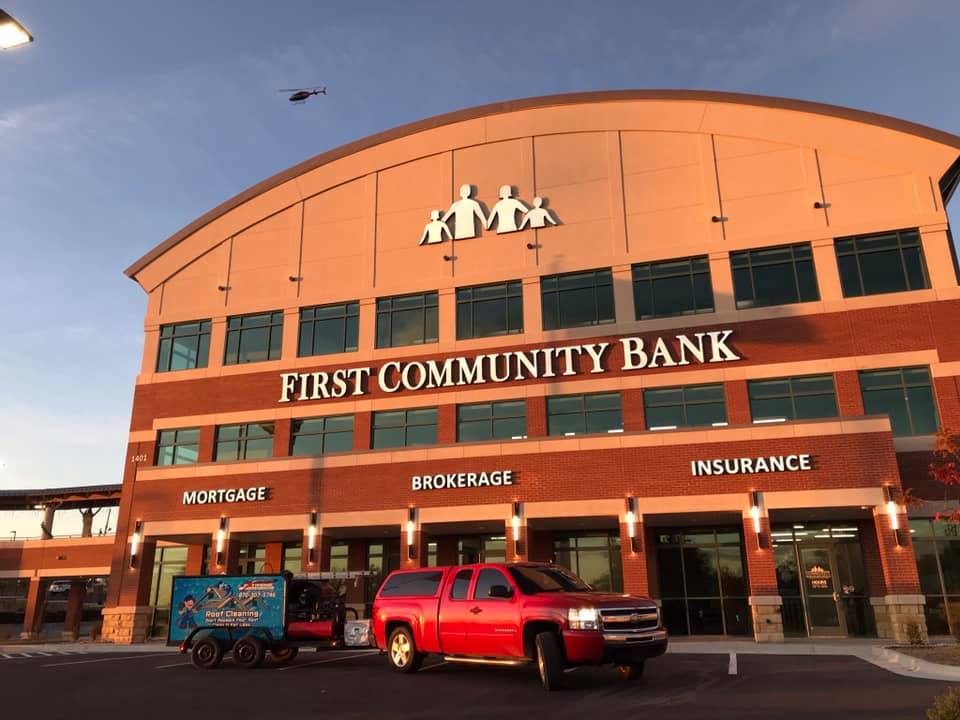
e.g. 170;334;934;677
270;645;299;664
233;636;267;669
535;632;564;691
616;661;645;681
191;637;223;670
387;626;423;673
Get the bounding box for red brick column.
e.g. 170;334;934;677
528;529;553;563
437;404;457;444
400;529;428;569
198;426;216;462
725;380;751;425
210;537;239;575
934;376;960;429
622;389;646;432
436;535;458;565
273;419;292;457
742;514;784;642
63;579;86;640
836;370;865;416
354;411;372;450
303;533;331;572
619;520;650;596
870;504;927;642
185;544;206;575
264;542;284;575
20;577;48;640
527;397;547;437
506;523;528;561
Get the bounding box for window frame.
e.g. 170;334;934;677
223;311;284;365
747;374;839;423
214;422;276;461
632;255;714;320
456;280;524;340
155;428;201;466
546;392;623;437
859;366;940;437
643;384;727;430
835;228;930;298
298;301;360;357
540;268;615;331
156;320;211;372
371;408;439;449
731;242;820;310
290;415;355;456
375;291;439;349
456;400;528;442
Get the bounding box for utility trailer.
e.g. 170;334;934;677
169;570;374;669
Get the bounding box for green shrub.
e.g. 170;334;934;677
928;688;960;720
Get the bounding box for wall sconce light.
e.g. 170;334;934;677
750;491;768;549
625;497;640;553
511;501;524;555
129;520;143;569
216;516;227;566
884;486;906;546
308;511;318;564
406;507;417;560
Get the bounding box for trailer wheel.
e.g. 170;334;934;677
270;645;299;664
387;626;423;673
233;636;266;669
535;632;564;691
616;661;645;681
191;637;223;670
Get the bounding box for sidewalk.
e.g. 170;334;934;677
668;637;960;682
0;640;177;655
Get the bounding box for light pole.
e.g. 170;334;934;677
0;9;33;50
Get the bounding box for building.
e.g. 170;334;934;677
5;90;960;644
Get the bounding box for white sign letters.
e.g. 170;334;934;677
690;454;813;476
182;487;270;505
412;470;514;491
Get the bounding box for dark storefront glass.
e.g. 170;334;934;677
835;228;929;297
541;268;615;330
456;280;523;339
148;546;188;638
552;533;622;592
860;367;939;437
632;256;714;320
731;243;819;309
910;519;960;636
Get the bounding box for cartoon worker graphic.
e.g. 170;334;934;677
486;185;528;234
519;197;557;229
442;184;486;240
178;594;198;629
419;210;452;245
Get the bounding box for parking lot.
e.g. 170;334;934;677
0;647;955;719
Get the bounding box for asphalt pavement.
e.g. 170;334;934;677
0;647;954;719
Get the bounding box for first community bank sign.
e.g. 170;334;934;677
277;330;742;402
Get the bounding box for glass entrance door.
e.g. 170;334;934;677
457;535;505;564
799;546;844;636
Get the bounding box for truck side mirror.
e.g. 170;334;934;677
488;585;513;599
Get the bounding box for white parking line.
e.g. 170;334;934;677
155;661;191;669
1;654;12;659
276;650;380;672
42;653;173;668
420;661;448;672
728;652;738;675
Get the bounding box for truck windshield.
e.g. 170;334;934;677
508;566;591;594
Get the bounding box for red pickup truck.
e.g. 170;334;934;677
372;562;667;690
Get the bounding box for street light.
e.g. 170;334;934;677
0;9;33;50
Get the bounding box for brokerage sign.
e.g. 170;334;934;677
279;330;741;403
182;487;270;505
691;454;814;476
412;470;515;491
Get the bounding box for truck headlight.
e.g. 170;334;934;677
568;607;599;631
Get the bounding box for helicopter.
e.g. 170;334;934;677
279;86;327;104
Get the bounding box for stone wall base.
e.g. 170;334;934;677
101;606;153;644
871;595;928;644
749;595;785;642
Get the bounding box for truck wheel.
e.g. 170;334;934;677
616;661;645;681
191;638;223;670
233;636;266;669
270;645;299;664
535;632;564;691
387;626;423;673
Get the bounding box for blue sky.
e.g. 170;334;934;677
2;0;960;536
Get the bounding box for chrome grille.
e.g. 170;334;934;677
599;607;659;633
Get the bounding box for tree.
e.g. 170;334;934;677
927;429;960;523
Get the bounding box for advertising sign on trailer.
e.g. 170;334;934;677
166;575;286;645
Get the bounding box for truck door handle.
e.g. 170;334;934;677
470;606;483;615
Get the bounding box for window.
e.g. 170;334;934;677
298;302;359;356
860;367;939;437
457;400;527;442
731;243;819;309
147;545;188;638
910;519;960;636
644;384;727;429
836;229;929;297
473;568;511;600
330;543;348;574
547;393;622;436
290;415;354;456
282;544;302;574
450;569;473;600
552;533;623;592
224;311;283;364
376;291;438;348
541;268;615;330
237;544;266;574
632;256;713;320
372;408;438;449
156;428;200;466
156;320;211;372
456;280;523;340
215;422;275;461
378;570;444;598
748;375;838;422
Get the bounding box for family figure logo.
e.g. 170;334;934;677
419;184;557;245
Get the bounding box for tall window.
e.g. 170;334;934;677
237;544;266;574
224;311;283;364
552;533;623;592
155;428;200;466
541;268;615;330
156;320;211;372
456;280;523;340
290;415;354;456
644;384;726;429
748;375;838;422
298;302;359;356
910;519;960;636
731;243;819;309
372;408;438;449
546;393;622;436
632;256;714;320
860;367;939;437
457;400;527;442
836;229;929;297
376;292;438;348
215;422;275;461
148;546;188;638
282;543;302;574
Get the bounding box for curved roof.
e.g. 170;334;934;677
124;89;960;280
